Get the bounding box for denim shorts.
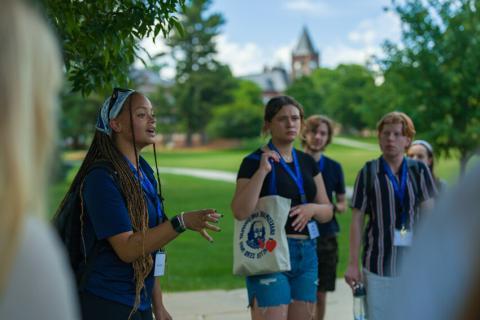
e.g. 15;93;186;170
246;237;318;307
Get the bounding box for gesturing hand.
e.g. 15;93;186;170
153;304;172;320
182;208;222;242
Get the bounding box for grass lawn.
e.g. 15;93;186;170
157;174;243;291
142;149;245;172
142;142;461;185
50;141;467;292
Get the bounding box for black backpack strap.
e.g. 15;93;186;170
88;160;117;176
363;159;377;201
406;158;421;198
77;240;105;291
77;161;118;290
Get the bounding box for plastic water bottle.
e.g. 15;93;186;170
353;282;367;320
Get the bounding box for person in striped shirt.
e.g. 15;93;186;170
344;112;437;320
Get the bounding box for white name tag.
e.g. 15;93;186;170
154;251;166;277
393;229;413;246
307;221;320;239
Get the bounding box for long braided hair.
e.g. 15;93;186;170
55;92;155;315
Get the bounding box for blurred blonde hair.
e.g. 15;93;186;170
0;0;62;292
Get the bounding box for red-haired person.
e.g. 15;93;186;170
345;112;437;320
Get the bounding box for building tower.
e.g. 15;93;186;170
291;26;319;79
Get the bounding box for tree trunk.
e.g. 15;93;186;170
72;136;83;150
185;130;193;147
459;152;471;177
200;131;208;145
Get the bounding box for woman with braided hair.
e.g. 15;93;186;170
58;88;222;320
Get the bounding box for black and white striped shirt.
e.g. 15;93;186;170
351;157;437;276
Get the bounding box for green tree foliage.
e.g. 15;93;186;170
146;85;177;135
325;65;376;131
208;80;264;138
286;65;377;132
285;76;324;116
42;0;184;95
59;87;103;149
167;0;236;145
380;0;480;174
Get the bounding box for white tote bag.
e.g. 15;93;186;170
233;158;291;276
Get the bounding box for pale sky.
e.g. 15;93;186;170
140;0;402;79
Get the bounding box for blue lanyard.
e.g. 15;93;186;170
318;155;325;173
382;157;408;227
125;158;164;224
268;141;307;204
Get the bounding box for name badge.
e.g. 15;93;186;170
154;251;166;277
393;228;413;246
307;221;320;239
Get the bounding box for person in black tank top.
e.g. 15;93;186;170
232;96;333;320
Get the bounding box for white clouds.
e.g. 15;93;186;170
322;11;401;67
137;10;402;79
283;0;331;16
215;34;294;76
322;43;378;67
348;11;401;47
137;34;294;79
272;44;293;68
215;35;264;75
216;11;401;74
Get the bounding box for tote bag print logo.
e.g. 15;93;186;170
240;211;277;259
233;195;291;276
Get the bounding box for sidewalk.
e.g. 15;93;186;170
158;167;353;198
163;279;352;320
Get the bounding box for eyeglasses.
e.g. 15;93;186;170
107;87;133;121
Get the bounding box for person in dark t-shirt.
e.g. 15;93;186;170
231;96;333;320
302;115;346;320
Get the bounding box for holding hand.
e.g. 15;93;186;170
258;149;280;174
182;208;222;242
344;263;362;290
289;204;316;232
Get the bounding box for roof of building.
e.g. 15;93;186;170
240;66;289;93
293;26;318;56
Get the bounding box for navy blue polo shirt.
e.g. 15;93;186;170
317;155;346;237
81;157;164;310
